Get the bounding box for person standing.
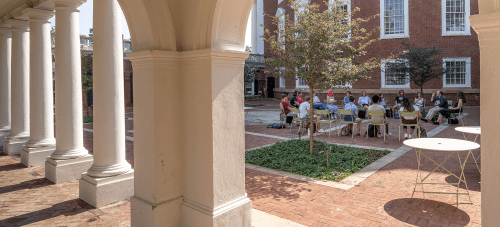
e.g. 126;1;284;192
422;90;448;122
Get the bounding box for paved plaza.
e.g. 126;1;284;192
0;101;482;226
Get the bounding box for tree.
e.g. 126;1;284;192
263;0;382;154
81;51;93;117
393;41;448;96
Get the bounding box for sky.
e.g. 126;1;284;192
50;0;253;47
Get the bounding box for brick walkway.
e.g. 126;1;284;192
0;100;481;226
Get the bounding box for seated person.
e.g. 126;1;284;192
392;90;405;118
435;91;466;125
344;95;362;136
343;91;351;105
414;92;424;108
326;90;338;116
297;92;304;104
422;90;448;122
280;94;291;116
357;90;371;110
299;96;322;134
312;92;327;110
368;95;390;136
290;91;300;108
400;97;422;139
379;93;387;108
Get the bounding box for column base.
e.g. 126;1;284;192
180;195;252;227
79;170;134;208
21;145;56;167
131;195;183;227
45;155;93;183
0;129;10;147
2;136;29;155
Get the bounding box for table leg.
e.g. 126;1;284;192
413;149;425;200
457;151;473;205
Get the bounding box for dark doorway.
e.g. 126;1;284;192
267;77;275;98
87;90;93;106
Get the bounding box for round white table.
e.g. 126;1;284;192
455;126;481;173
404;138;480;206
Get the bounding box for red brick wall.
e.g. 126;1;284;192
263;0;480;102
124;59;133;107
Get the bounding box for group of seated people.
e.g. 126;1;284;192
279;89;466;138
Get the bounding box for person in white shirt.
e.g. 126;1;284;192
299;96;322;133
379;93;387;108
357;91;371;110
312;92;327;110
344;96;362;136
400;97;422;139
368;95;391;136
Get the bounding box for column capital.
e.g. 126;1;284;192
7;19;29;31
52;0;87;10
23;8;54;22
0;28;11;38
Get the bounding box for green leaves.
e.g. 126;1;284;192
245;140;391;182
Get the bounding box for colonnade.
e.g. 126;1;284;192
0;0;133;208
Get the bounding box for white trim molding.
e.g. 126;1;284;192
381;59;410;88
380;0;409;39
279;67;286;88
442;57;471;88
441;0;471;36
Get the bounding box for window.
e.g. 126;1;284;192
442;0;470;36
278;0;283;4
296;66;309;88
329;0;351;39
276;8;286;49
279;67;286;88
443;58;471;87
380;0;409;39
381;59;410;88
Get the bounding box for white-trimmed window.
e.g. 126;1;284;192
279;67;286;88
329;0;351;39
381;59;410;88
277;8;286;50
442;0;470;36
296;66;309;88
278;0;284;4
380;0;409;39
295;0;311;23
443;57;471;87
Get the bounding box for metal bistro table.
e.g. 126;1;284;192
404;138;480;206
455;126;481;173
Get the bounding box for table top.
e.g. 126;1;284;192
455;126;481;135
403;138;480;151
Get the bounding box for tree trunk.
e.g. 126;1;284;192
309;85;314;154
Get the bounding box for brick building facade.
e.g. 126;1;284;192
259;0;480;105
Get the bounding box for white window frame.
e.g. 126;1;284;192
442;57;471;88
381;59;410;88
295;66;309;88
329;0;351;39
441;0;471;36
276;8;286;50
278;0;284;4
295;0;311;23
380;0;409;39
279;67;286;88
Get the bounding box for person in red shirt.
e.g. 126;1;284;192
280;94;291;115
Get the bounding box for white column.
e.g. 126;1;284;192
0;28;11;145
79;0;133;208
256;0;265;54
45;0;93;183
3;20;30;156
20;9;56;167
251;0;258;54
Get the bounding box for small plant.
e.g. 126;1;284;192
245;140;391;182
83;116;93;123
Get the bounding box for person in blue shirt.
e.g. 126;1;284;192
344;96;362;136
343;91;351;105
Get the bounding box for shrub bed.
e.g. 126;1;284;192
245;140;391;182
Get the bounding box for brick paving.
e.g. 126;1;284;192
0;98;482;226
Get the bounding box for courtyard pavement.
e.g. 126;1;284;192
0;101;482;226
